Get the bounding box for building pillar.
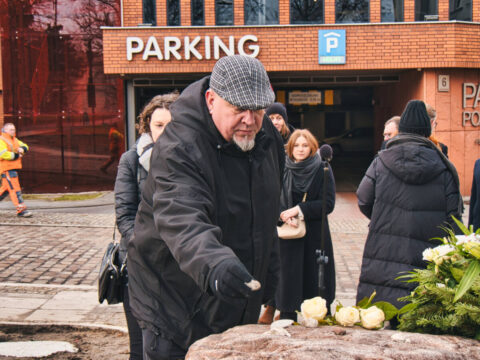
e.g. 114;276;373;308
123;0;143;26
438;0;449;21
181;0;191;25
234;0;244;25
404;0;415;22
324;0;335;24
279;0;289;24
474;0;480;21
205;0;215;25
156;0;167;25
370;0;381;23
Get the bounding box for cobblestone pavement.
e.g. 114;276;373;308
0;192;368;329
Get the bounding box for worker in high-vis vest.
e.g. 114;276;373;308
0;123;32;217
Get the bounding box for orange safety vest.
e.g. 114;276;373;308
0;133;23;172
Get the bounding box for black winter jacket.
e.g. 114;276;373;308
127;76;285;350
356;134;462;308
276;163;336;313
114;144;149;262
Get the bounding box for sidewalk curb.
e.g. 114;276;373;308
0;321;128;334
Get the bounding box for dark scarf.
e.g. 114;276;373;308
387;133;463;215
280;153;322;211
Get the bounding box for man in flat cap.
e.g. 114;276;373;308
128;55;285;359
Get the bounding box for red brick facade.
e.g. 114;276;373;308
103;0;480;195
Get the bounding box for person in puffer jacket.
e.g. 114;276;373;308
114;92;179;360
356;100;463;327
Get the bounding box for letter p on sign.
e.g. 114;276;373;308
326;37;338;53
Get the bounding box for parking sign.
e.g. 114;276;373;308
318;30;346;64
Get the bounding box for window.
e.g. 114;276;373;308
449;0;472;21
336;0;369;23
167;0;180;25
381;0;403;22
290;0;323;24
245;0;278;25
415;0;438;21
191;0;204;25
216;0;234;25
143;0;156;25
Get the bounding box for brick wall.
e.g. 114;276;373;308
104;22;480;74
123;0;142;26
121;1;480;28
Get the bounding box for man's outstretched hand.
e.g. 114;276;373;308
209;258;261;304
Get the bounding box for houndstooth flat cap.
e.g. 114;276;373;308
210;55;275;110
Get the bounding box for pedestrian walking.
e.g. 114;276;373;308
101;123;124;173
356;100;463;326
127;55;285;359
114;92;178;360
275;129;336;321
0;123;32;217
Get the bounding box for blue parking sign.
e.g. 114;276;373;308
318;30;346;64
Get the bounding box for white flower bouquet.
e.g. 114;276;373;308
396;217;480;340
296;291;396;330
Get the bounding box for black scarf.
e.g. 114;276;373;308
280;153;322;211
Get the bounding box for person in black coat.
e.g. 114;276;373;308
114;93;178;360
468;159;480;231
276;129;336;321
356;100;463;316
127;56;285;359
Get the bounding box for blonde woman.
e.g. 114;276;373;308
276;129;336;321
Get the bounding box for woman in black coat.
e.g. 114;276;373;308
114;92;178;360
276;129;336;321
356;100;462;315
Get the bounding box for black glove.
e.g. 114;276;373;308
209;258;256;303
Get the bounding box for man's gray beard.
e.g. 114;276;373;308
233;134;255;152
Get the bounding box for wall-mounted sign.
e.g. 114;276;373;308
438;75;449;92
289;91;322;105
318;30;346;65
463;83;480;127
126;35;259;61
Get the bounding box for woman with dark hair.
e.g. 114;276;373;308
275;129;336;321
114;92;179;360
266;102;293;144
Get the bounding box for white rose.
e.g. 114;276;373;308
300;297;328;321
360;306;385;329
422;248;436;262
335;306;360;327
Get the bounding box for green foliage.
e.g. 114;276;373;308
372;301;398;321
397;216;480;339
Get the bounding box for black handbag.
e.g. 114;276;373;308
98;228;126;304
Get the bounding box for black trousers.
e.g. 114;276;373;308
142;328;186;360
123;285;144;360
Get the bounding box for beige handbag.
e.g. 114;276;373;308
277;193;307;240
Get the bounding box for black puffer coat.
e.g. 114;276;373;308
127;76;285;350
356;134;462;308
